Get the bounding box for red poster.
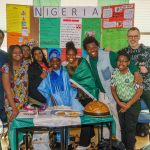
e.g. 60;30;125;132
102;4;134;29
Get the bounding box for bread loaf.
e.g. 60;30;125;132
84;101;110;116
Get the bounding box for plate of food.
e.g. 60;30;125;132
53;110;82;118
54;111;66;116
65;111;81;117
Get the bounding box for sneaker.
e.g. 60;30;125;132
76;145;90;150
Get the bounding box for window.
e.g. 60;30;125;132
130;0;150;46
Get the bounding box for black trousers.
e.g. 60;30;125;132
141;90;150;111
79;98;95;147
117;101;140;150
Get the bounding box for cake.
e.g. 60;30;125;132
84;101;110;117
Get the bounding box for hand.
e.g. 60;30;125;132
119;103;131;113
71;83;78;88
140;66;148;74
10;108;19;121
118;101;127;109
48;67;53;73
40;70;48;79
105;47;111;52
134;72;143;84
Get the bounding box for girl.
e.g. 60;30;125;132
2;45;28;121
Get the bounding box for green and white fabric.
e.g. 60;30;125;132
70;58;99;100
33;115;81;127
111;68;135;102
9;114;114;150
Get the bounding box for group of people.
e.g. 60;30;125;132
0;27;150;150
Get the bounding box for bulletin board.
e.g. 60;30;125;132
6;1;134;57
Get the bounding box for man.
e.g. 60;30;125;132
120;27;150;111
83;36;139;142
0;29;8;149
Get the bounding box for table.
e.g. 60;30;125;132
9;114;115;150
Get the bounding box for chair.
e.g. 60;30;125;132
138;99;150;150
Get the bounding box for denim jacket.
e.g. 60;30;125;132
87;49;115;104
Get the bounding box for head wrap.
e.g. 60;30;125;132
49;49;61;61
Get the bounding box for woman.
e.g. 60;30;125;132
2;45;28;121
21;44;32;64
28;47;49;104
65;41;99;149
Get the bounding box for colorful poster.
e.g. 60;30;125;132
102;28;128;52
40;18;60;48
81;18;101;47
7;4;30;47
98;0;129;7
102;4;134;29
33;0;61;6
7;4;30;34
60;18;82;48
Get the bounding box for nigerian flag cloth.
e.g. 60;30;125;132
70;58;99;100
9;114;115;150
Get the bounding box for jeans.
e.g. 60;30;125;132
141;90;150;111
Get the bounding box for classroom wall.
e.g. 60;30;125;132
61;0;97;6
0;0;150;51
